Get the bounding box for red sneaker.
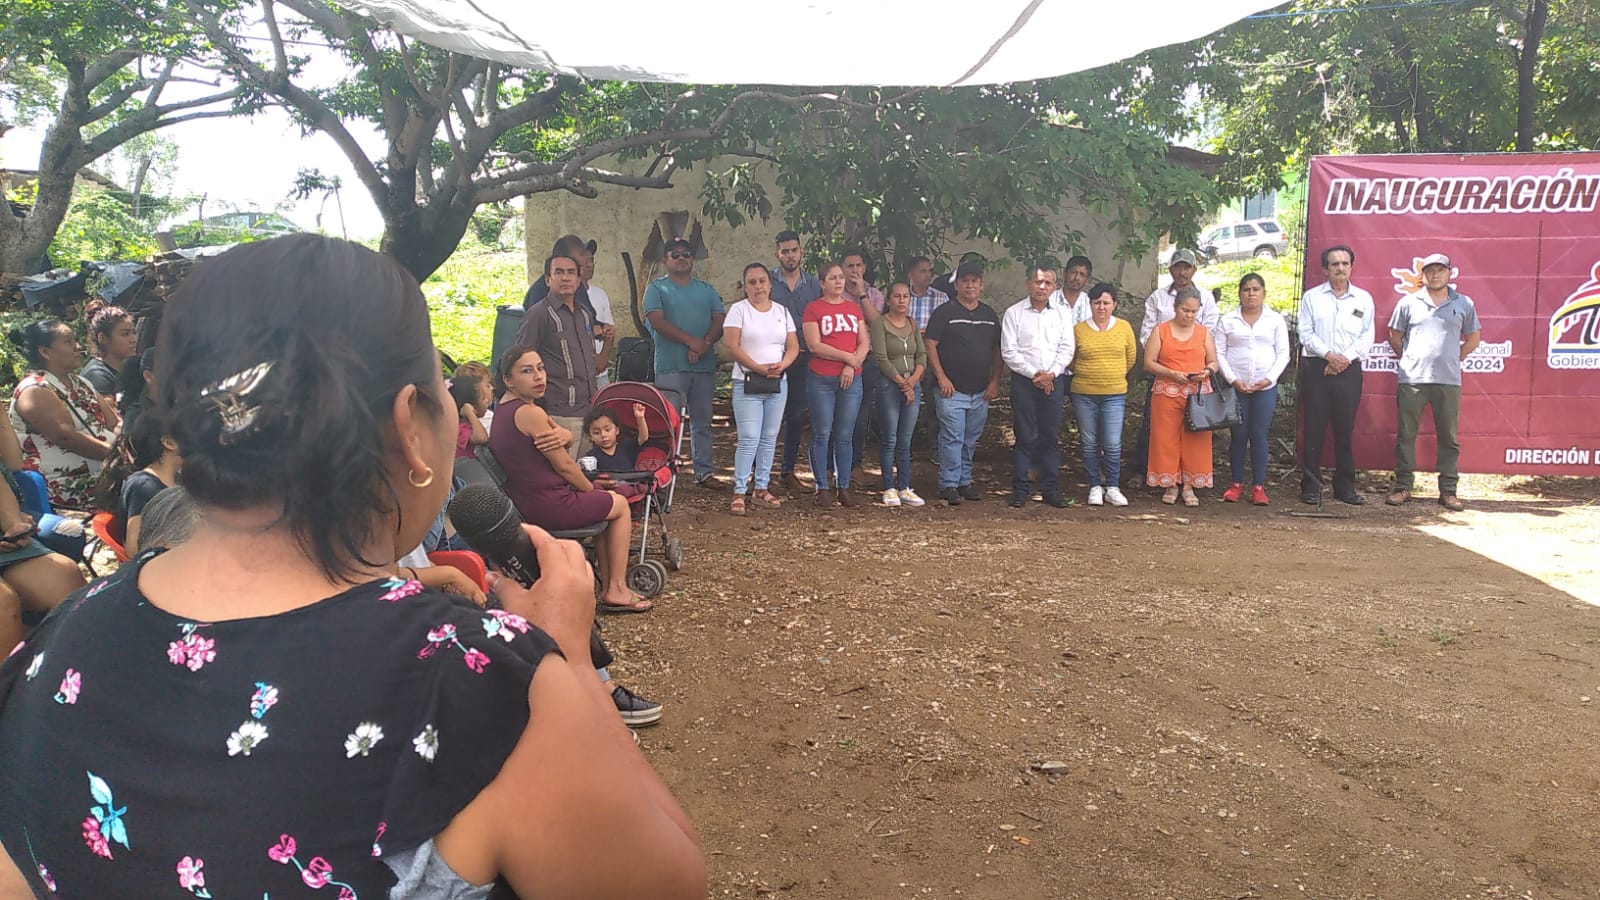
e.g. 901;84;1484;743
1221;483;1244;503
1250;485;1270;506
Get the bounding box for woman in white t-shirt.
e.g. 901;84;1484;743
722;262;800;515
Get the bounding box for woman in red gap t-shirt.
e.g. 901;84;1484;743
802;262;870;509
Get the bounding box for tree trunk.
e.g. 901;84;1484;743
0;118;85;274
378;193;481;282
131;155;152;218
1515;0;1550;152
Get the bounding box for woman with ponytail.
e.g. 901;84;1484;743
80;301;137;396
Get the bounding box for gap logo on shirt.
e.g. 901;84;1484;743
818;312;860;336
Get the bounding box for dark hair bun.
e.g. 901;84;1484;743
156;235;440;579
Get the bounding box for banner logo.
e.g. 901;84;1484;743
1548;260;1600;370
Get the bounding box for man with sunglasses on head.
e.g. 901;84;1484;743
643;237;727;488
770;230;823;493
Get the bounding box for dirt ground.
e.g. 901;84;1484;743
601;410;1600;899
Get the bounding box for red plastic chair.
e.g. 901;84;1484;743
90;511;131;564
427;550;489;594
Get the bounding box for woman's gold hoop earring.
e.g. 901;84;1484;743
407;466;435;488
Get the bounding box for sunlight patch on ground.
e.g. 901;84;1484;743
1411;506;1600;607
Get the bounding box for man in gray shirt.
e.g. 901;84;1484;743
1385;252;1482;510
514;253;599;456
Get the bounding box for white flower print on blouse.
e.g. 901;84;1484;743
226;682;278;757
344;722;384;758
227;721;269;757
24;652;44;681
412;725;438;763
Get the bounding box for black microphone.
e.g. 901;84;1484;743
448;483;541;588
448;484;613;669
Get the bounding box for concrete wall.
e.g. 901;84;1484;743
524;156;1161;339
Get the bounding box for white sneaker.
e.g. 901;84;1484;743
1105;486;1129;507
1088;486;1105;506
898;488;926;507
881;489;902;507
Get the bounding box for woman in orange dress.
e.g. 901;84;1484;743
1143;288;1220;506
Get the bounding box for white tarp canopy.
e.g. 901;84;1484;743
332;1;1278;87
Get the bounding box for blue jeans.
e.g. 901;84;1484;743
852;362;880;472
779;362;809;474
656;370;716;482
1229;385;1277;486
805;371;863;489
876;379;920;491
732;378;788;493
1071;393;1127;489
1009;372;1067;497
936;390;988;489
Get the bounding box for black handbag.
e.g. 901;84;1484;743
1184;371;1242;432
743;372;782;395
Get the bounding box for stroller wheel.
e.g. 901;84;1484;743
664;537;684;571
626;560;668;598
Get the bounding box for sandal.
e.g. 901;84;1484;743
1182;488;1200;507
598;595;655;615
1161;488;1179;505
730;494;747;516
752;491;783;509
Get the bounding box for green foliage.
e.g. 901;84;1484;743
1200;0;1600;191
693;59;1225;278
1196;255;1303;316
420;242;526;365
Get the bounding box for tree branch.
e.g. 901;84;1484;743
263;0;291;73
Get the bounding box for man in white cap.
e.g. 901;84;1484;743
1130;248;1219;482
1385;252;1481;511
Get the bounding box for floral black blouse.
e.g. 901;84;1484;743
0;552;558;898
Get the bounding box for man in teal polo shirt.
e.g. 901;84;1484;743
643;237;726;487
1385;252;1481;511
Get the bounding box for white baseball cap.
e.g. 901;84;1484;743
1419;252;1452;270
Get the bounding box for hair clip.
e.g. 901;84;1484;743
200;361;276;445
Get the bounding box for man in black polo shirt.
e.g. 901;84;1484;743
924;261;1002;505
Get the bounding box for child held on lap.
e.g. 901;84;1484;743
585;404;650;499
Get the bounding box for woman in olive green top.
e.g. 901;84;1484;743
870;282;928;507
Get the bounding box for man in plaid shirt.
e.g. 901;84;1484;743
907;256;949;455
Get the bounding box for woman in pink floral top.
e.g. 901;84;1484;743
0;236;705;899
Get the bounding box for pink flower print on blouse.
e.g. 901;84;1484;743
250;682;279;718
7;640;22;659
378;577;424;602
266;834;360;897
167;624;216;672
82;772;129;860
417;622;492;673
302;856;333;888
482;609;532;642
268;834;297;863
176;856;213;898
54;669;80;705
36;864;55;892
83;578;112;599
370;821;387;858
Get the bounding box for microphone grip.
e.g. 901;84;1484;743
476;524;612;669
478;527;542;588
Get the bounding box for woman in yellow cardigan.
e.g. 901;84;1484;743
1069;283;1138;506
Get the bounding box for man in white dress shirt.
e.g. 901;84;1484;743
1001;264;1075;509
1049;255;1095;324
1297;244;1375;505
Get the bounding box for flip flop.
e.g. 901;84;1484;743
1182;489;1200;507
752;492;783;509
1161;488;1179;505
597;596;655;615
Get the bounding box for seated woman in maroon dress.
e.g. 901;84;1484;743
490;346;653;614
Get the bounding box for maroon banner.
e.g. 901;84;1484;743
1303;152;1600;477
